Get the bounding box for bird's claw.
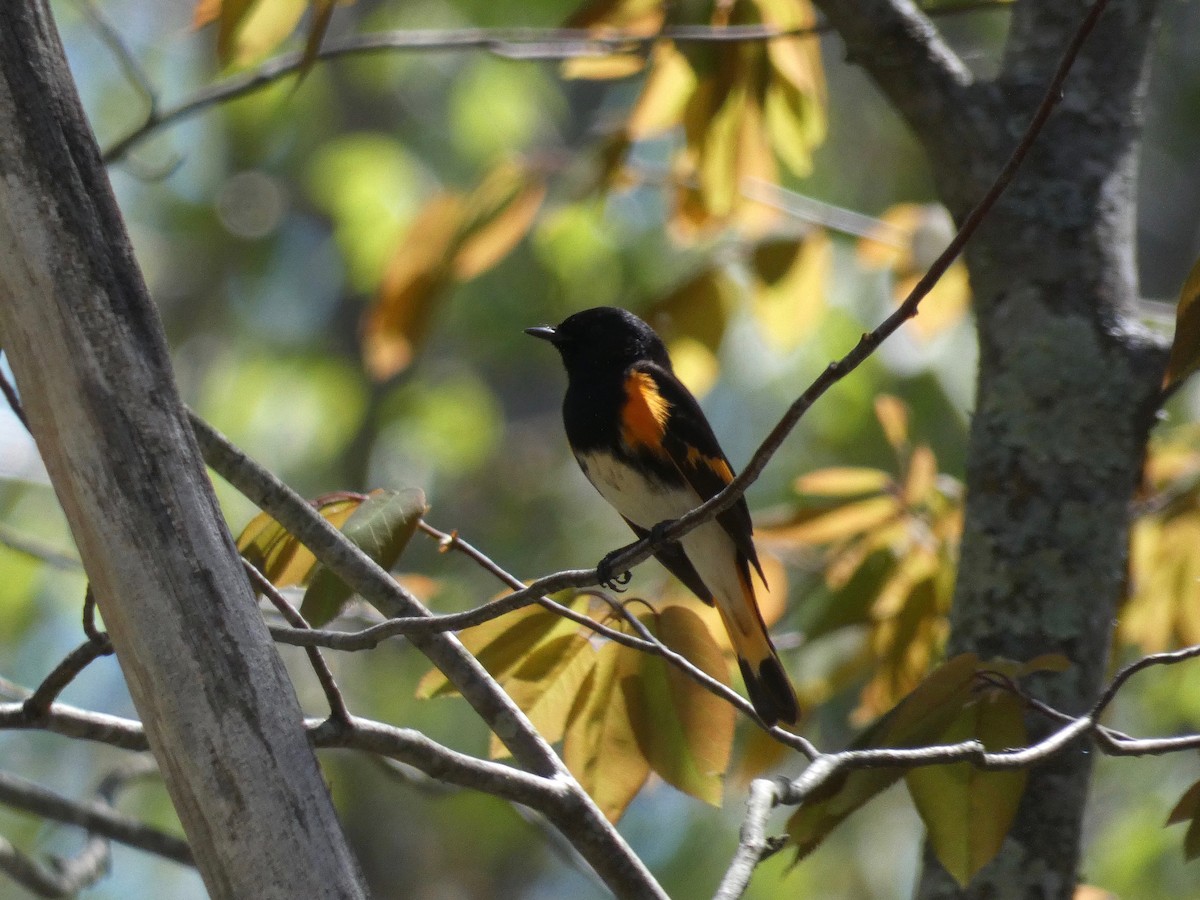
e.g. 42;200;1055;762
597;551;632;593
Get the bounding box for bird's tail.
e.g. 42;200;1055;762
717;560;800;727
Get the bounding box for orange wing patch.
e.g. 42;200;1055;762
621;371;671;450
686;446;734;484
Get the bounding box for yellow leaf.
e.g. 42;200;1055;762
1163;256;1200;391
857;203;927;271
222;0;307;68
563;0;664;32
562;54;647;80
416;595;591;699
875;395;909;452
236;492;363;588
794;467;893;498
192;0;222;28
666;337;719;399
768;495;900;546
905;691;1028;887
627;43;697;138
563;638;651;822
648;267;733;354
897;263;971;339
903;445;939;507
625;607;735;805
751;230;831;351
490;634;597;758
788;654;981;859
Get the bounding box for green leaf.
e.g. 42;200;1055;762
788;654;980;859
1166;778;1200;860
905;691;1028;886
237;492;364;588
624;606;735;806
300;488;427;626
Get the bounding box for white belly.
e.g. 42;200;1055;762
575;450;754;634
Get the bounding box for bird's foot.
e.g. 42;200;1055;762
647;519;674;546
597;550;632;593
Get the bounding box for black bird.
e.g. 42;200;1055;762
527;306;799;726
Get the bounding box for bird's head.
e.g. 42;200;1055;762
525;307;671;378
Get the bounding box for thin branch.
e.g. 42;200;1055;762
188;412;668;900
0;765;191;867
0;832;108;898
22;636;113;720
101;2;1011;164
0;365;29;431
0;524;80;571
243;561;352;725
74;0;157;116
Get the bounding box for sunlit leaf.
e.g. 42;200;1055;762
237;492;363;588
564;0;664;32
875;395;909;452
490;634;597;758
1163;256;1200;391
794;467;892;498
563;54;647;80
416;595;592;699
627;43;697;138
751;230;831;351
767;495;900;545
363;194;463;380
453;162;547;280
905;690;1028;886
563;637;651;822
667;337;720;398
625;607;735;806
902;445;939;507
301;488;427;625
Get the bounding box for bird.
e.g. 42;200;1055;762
526;306;799;726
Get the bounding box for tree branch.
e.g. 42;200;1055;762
188;413;668;900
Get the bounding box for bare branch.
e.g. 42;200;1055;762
22;636;113;720
0;764;191;866
0;832;108;898
244;561;352;725
189;413;668;900
101;3;1011;164
0;524;80;571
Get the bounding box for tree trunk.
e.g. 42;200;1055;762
0;3;367;897
813;0;1165;894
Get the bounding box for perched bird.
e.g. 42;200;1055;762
526;306;799;726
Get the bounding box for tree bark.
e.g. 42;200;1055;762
0;3;367;897
816;0;1165;895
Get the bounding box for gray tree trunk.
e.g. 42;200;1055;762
0;3;368;897
814;0;1166;896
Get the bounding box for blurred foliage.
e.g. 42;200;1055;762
2;0;1200;897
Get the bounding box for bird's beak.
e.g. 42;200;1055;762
524;325;557;342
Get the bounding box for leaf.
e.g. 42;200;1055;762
363;195;463;380
236;493;364;588
750;230;831;351
624;607;735;806
905;690;1028;886
301;488;427;625
452;163;547;280
300;0;336;79
490;634;597;758
562;54;647;80
648;268;733;354
1166;778;1200;861
875;395;909;452
902;445;939;507
766;495;900;545
626;43;697;138
416;595;592;699
563;638;651;822
788;654;981;859
794;467;893;498
1163;256;1200;391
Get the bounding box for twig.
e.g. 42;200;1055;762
0;366;29;431
0;832;108;898
22;637;113;720
243;561;352;725
0;764;191;866
0;525;80;571
102;2;1011;164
